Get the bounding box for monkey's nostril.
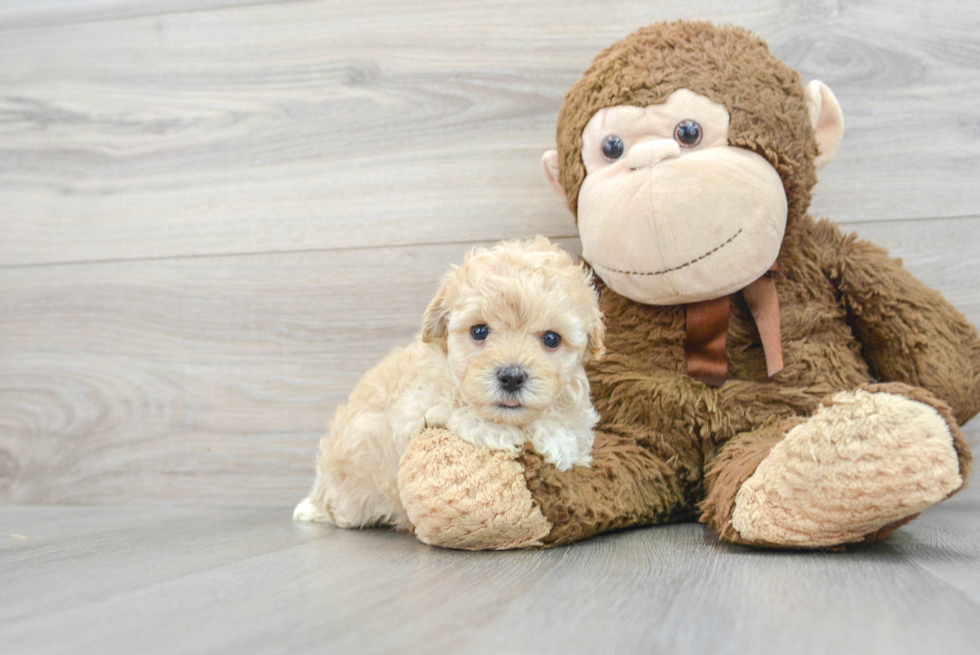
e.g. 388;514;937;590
496;367;527;393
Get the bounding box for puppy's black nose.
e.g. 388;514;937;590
496;367;527;393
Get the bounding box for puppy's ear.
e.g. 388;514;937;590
420;284;450;350
586;311;606;362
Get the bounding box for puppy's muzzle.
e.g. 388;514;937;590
496;366;528;393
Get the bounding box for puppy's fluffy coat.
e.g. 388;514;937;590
294;236;605;529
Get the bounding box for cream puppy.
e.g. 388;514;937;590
294;236;605;530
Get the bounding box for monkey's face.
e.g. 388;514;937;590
574;89;788;306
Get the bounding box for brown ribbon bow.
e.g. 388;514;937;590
684;263;783;386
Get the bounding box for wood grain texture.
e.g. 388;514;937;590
2;485;980;654
1;0;979;266
0;238;581;505
0;0;289;32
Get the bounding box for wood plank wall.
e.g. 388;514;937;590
2;0;978;507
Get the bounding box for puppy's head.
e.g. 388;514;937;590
421;236;604;425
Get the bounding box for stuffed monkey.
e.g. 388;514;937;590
397;21;978;549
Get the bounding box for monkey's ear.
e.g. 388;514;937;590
541;150;567;201
420;285;450;350
804;80;845;170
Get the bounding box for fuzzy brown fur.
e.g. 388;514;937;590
555;21;818;225
515;21;980;548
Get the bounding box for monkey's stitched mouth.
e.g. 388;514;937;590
590;228;742;276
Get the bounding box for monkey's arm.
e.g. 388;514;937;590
397;424;689;549
521;424;691;547
820;220;980;424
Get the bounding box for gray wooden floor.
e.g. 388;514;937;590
2;0;980;652
3;485;980;654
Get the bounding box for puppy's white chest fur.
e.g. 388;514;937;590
391;344;595;471
428;406;596;471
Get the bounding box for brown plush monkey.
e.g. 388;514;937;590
397;21;979;549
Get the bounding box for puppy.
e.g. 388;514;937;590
293;236;604;530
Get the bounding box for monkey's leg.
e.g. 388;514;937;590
398;426;690;550
700;383;971;548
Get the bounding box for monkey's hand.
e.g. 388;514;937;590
397;427;551;550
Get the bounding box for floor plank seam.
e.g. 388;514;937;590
0;233;582;271
836;213;980;228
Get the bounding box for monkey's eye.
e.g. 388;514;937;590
601;135;625;161
541;331;562;349
674;120;703;147
470;324;489;342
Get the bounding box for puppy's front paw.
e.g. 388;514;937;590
397;428;551;550
526;420;594;471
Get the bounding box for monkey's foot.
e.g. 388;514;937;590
730;386;965;548
397;428;551;550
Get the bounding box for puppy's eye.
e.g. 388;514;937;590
674;120;702;147
470;324;489;342
601;135;625;161
541;331;562;349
